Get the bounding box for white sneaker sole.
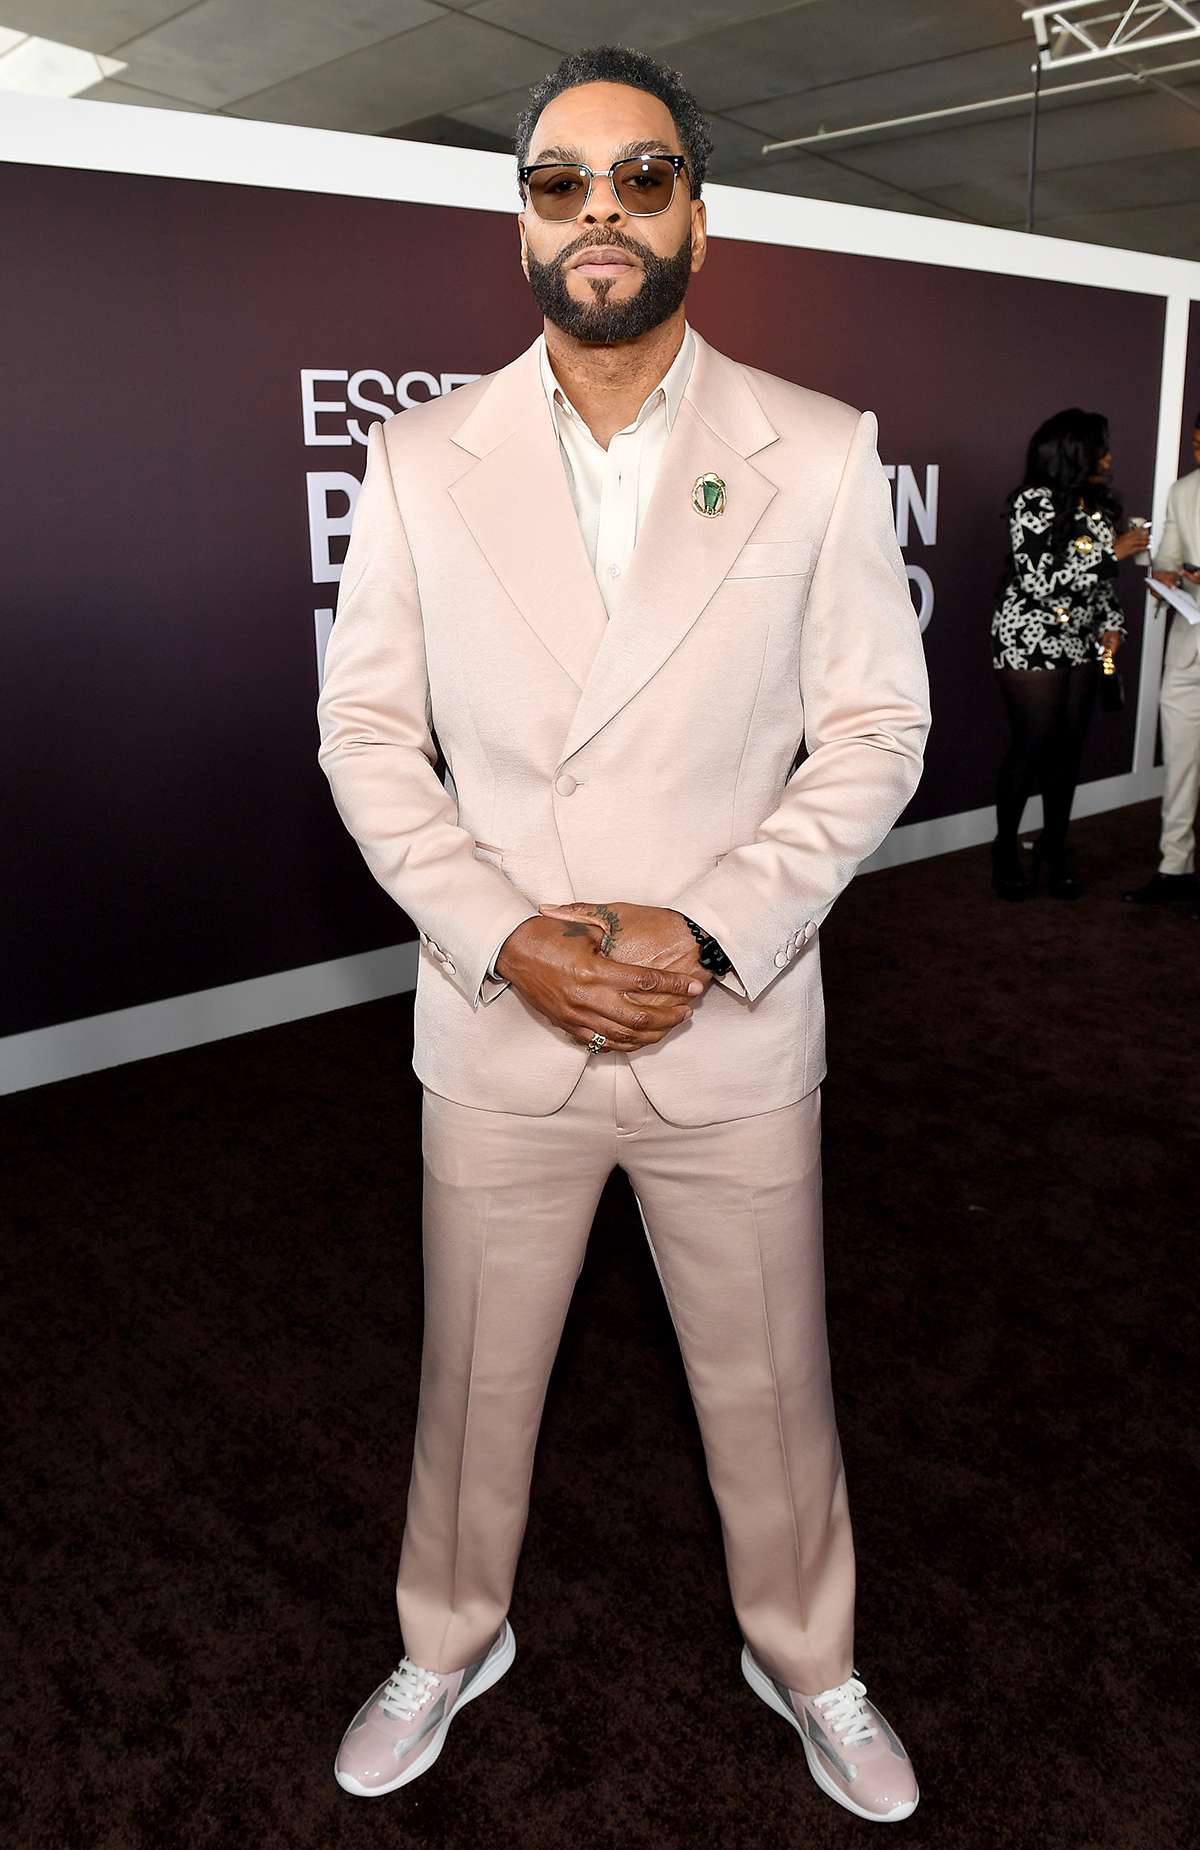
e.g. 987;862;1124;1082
740;1645;919;1823
335;1620;517;1798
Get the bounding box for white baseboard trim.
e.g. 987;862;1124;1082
2;770;1163;1097
862;767;1164;870
1;941;417;1098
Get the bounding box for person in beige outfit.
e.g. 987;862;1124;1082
1125;415;1200;911
318;44;930;1823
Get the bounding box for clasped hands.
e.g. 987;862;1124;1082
494;900;715;1052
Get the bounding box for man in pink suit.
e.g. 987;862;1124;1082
318;44;930;1824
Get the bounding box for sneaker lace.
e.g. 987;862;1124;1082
379;1658;442;1721
814;1674;877;1749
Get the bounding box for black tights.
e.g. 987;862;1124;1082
995;660;1098;857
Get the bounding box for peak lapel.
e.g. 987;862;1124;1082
558;333;780;766
448;338;609;691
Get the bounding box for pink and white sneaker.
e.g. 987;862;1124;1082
741;1645;919;1822
334;1620;515;1796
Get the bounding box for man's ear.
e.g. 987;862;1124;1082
690;198;708;273
517;214;529;280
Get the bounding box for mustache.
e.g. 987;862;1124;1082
553;230;653;270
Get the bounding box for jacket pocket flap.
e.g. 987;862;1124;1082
725;540;814;579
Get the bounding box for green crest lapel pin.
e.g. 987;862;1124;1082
691;472;727;518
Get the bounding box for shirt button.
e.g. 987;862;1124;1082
555;773;577;796
609;564;621;578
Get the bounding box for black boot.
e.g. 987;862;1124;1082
1031;837;1083;899
991;837;1027;901
1121;871;1200;904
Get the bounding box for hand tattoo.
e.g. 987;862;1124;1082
581;903;621;955
560;904;622;956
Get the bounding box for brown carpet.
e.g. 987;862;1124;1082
4;798;1197;1850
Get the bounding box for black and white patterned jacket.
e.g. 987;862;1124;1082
991;485;1127;671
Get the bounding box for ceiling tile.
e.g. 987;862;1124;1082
79;78;214;113
818;86;1200;194
452;80;541;138
668;0;1026;114
704;113;784;177
731;38;1035;144
464;0;814;58
717;153;961;216
905;170;1035;224
222;14;558;131
924;143;1200;224
383;110;513;152
111;0;444;109
1037;140;1200;214
1015;82;1200;167
0;4;184;54
1035;200;1200;260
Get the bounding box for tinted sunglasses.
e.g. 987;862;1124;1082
519;153;689;220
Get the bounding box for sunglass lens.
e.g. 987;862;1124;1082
529;166;589;219
614;157;677;213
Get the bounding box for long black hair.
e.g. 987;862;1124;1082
1006;407;1123;562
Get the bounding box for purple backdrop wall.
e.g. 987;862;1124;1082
1;162;1166;1039
1180;301;1200;475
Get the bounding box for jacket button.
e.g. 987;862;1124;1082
774;949;789;967
555;773;577;796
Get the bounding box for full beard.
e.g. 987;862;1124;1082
526;227;693;344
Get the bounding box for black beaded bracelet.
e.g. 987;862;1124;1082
681;913;733;977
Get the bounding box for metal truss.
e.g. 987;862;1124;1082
1023;1;1200;69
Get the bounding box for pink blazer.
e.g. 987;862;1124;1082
316;326;930;1124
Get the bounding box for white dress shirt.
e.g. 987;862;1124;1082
536;318;696;613
484;321;697;980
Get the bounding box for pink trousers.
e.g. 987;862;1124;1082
395;1049;856;1696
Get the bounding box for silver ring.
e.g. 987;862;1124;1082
586;1031;607;1054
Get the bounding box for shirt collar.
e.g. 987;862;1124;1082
538;320;695;440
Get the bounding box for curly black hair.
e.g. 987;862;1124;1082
1006;407;1123;559
513;43;714;201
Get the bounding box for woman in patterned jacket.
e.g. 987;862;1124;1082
991;408;1144;899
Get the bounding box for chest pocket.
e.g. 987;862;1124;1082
725;539;814;580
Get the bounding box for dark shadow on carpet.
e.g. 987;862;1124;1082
3;799;1197;1849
